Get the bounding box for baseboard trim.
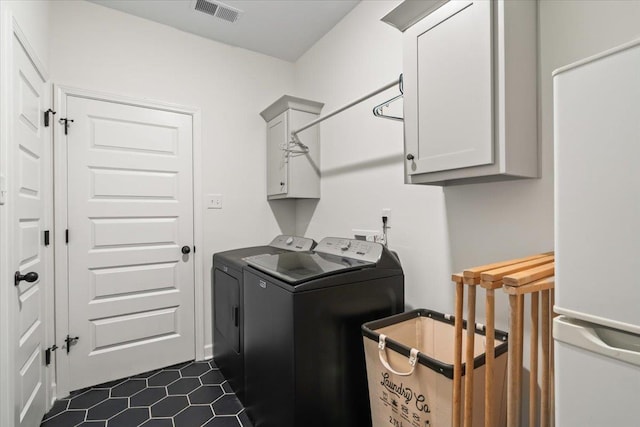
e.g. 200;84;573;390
203;343;213;361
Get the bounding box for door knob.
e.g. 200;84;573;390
181;246;191;254
15;271;38;287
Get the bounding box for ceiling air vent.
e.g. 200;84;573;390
194;0;242;23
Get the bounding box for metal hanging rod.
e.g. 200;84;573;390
290;74;403;142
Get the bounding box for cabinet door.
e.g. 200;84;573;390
267;111;288;196
404;0;493;174
214;269;240;353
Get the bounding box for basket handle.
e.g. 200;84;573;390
378;334;419;376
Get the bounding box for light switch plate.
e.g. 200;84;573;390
206;194;222;209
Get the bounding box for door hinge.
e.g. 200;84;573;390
59;118;74;135
65;335;79;354
45;345;58;366
44;230;50;246
65;229;69;244
44;109;56;127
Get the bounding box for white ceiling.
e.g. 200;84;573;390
87;0;361;62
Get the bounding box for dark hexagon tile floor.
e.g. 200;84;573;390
41;360;252;427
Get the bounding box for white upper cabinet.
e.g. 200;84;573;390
384;0;538;185
260;96;323;199
266;111;289;197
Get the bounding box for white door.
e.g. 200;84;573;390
11;34;52;427
63;95;195;391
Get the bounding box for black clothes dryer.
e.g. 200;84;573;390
212;235;315;400
243;237;404;427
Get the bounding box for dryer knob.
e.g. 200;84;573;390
340;241;351;251
286;237;294;245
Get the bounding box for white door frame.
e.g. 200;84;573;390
53;85;205;398
0;13;13;427
0;11;53;427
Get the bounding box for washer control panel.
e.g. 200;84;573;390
315;237;383;263
269;235;316;251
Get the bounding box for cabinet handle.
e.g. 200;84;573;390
280;182;285;186
406;153;415;161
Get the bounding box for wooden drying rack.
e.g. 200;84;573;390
452;252;555;427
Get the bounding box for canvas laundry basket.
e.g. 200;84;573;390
362;309;508;427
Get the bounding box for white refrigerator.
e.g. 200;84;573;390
554;38;640;426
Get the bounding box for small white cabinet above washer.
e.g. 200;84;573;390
383;0;539;186
260;96;323;199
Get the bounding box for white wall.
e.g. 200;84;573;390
48;0;297;356
293;0;640;424
294;1;454;313
446;0;640;331
294;0;640;331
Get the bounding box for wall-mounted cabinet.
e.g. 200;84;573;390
383;0;538;186
260;96;323;199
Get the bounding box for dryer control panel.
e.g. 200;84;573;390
269;235;316;251
315;237;383;263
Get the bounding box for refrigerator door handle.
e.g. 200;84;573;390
554;316;640;367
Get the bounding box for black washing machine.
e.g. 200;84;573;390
212;235;316;400
243;237;404;427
